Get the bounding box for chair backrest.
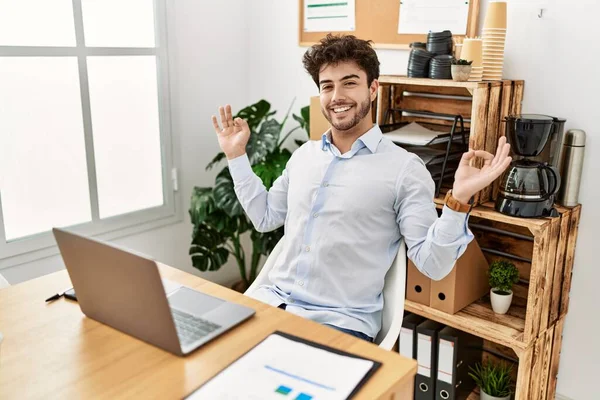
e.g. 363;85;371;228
245;237;407;350
0;273;10;289
375;239;407;350
244;238;285;296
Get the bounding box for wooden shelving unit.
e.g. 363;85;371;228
375;76;524;205
404;201;581;400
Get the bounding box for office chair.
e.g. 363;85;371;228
245;237;407;351
0;273;10;289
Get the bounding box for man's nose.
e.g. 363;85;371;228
331;86;346;103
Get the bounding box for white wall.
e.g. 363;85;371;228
2;0;251;287
246;1;597;399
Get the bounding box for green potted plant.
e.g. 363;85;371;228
469;361;513;400
451;58;473;82
488;260;520;314
189;99;309;292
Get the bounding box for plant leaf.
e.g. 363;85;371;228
293;105;311;138
301;105;310;137
205;152;226;171
213;167;244;217
234;99;272;132
489;259;520;292
246;119;280;164
189;223;230;272
252;148;292;190
189;187;215;224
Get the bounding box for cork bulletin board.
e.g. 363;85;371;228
299;0;480;50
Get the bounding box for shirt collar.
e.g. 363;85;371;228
320;124;383;154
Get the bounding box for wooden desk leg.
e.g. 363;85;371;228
391;378;414;400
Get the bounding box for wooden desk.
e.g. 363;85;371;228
0;265;416;399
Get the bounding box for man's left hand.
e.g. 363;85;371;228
452;136;512;204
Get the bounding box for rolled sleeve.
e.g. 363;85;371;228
434;205;473;244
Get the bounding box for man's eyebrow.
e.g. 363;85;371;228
318;74;361;85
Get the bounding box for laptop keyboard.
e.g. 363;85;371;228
171;308;222;347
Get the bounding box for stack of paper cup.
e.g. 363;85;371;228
482;1;507;80
461;38;483;82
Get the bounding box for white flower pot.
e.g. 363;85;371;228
480;388;511;400
451;64;472;82
490;288;513;314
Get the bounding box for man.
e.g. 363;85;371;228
211;34;511;342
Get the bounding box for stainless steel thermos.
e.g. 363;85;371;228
557;129;586;207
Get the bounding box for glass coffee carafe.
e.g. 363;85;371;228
496;114;565;218
499;160;560;201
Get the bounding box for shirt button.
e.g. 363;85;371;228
305;246;310;252
289;299;295;303
322;182;329;187
313;213;318;218
298;281;304;286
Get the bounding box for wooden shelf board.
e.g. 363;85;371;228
433;197;551;233
405;298;527;352
379;75;498;89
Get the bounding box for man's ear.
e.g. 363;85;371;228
370;79;379;102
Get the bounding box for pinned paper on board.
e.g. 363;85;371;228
303;0;356;32
398;0;470;35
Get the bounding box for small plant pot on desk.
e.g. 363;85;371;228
490;288;513;314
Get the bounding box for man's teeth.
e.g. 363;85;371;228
333;106;351;113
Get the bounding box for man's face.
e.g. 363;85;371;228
318;61;377;132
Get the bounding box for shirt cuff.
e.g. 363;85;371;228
438;205;471;237
227;153;253;184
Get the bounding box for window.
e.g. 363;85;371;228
0;0;179;267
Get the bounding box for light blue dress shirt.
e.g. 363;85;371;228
228;125;473;339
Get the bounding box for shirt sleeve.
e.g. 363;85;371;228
394;155;474;280
227;153;290;233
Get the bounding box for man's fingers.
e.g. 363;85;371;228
235;118;250;133
491;156;512;177
211;115;221;134
459;149;475;166
491;137;504;167
501;142;511;160
225;104;234;126
473;150;494;160
473;150;494;166
219;106;228;127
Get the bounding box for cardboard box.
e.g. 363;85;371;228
406;239;490;314
309;96;330;141
429;239;490;314
406;257;431;306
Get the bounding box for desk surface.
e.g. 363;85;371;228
0;265;416;399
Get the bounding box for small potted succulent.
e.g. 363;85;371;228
469;361;514;400
488;260;520;314
451;58;473;82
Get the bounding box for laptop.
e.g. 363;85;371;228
52;228;255;356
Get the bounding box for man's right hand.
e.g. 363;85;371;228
211;104;251;160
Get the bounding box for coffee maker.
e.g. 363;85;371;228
495;114;566;218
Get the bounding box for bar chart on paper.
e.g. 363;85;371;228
185;333;376;400
303;0;356;33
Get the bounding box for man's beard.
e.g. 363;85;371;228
322;96;371;132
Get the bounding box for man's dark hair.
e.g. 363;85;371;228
302;34;380;88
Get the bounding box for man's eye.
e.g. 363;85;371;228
321;86;332;91
345;82;356;86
